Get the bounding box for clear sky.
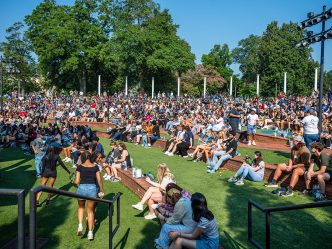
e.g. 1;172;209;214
1;0;331;74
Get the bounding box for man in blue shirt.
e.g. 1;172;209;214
229;103;242;133
92;137;105;158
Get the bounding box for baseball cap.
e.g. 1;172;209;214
251;108;256;112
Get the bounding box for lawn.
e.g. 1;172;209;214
0;139;331;249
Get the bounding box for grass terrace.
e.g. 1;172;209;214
0;138;331;249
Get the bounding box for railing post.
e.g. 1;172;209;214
248;201;252;242
109;203;114;249
17;190;25;249
265;211;271;249
29;190;37;249
117;196;120;227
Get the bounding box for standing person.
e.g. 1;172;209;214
73;151;104;240
168;193;219;249
301;109;319;152
36;146;71;207
247;108;259;146
305;142;331;201
31;132;46;178
229;103;242;133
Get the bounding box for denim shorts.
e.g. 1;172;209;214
77;184;97;199
247;125;256;135
196;235;219;249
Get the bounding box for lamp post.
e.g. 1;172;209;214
0;56;20;112
296;5;332;136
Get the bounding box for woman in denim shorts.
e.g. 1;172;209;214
73;151;104;241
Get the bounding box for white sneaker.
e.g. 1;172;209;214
132;203;144;211
235;179;244;185
103;173;108;179
188;153;194;157
148;143;151;147
87;230;93;240
144;213;157;220
228;176;238;183
105;175;112;181
151;204;159;210
168;153;174;156
248;141;252;146
72;164;77;169
77;224;83;236
164;151;169;155
252;141;256;146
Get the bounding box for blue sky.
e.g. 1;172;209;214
1;0;331;74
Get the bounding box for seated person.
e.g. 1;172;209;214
154;185;197;249
102;142;121;180
168;193;219;249
265;135;310;197
110;143;131;182
176;126;194;158
148;120;160;144
132;163;175;219
305;142;331;201
228;151;265;185
207;131;237;174
165;125;184;155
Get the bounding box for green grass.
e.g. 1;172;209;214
0;139;331;249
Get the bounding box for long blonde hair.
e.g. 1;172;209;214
156;163;174;183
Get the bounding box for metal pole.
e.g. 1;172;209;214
318;5;326;136
109;203;113;249
230;76;233;96
152;77;154;98
98;75;101;97
125;76;128;96
256;74;260;96
177;77;180;97
203;77;207;98
17;190;25;249
284;72;287;95
29;190;37;249
314;67;318;91
0;58;3;113
265;211;271;249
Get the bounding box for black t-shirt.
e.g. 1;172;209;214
229;108;240;124
77;165;99;184
152;125;160;136
226;138;237;157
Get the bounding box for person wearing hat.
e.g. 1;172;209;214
31;131;47;178
265;135;310;197
301;109;319;152
247;108;259;146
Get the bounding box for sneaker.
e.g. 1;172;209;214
281;189;293;197
235;179;244;185
87;230;94;240
228;176;238;183
77;224;83;236
72;164;77;169
151;204;159;210
265;181;278;188
132;203;144;211
252;141;256;146
164;151;170;155
103;173;108;179
315;193;327;202
144;213;157;220
148;143;151;147
111;178;120;182
207;169;215;174
300;189;312;196
168;153;174;156
248;141;252;146
105;175;112;181
271;187;287;195
183;156;188;158
188;153;194;157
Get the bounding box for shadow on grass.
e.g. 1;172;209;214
223;176;332;249
114;228;130;249
134;221;160;249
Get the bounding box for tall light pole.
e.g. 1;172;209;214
296;5;332;135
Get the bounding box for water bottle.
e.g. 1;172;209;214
132;168;136;177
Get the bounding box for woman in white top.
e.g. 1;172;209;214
132;163;175;220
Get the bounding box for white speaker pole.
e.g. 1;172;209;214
256;74;260;96
98;75;101;96
125;76;128;96
230;76;233;96
284;72;287;94
152;77;155;98
203;77;207;98
177;77;180;97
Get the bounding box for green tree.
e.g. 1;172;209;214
0;22;38;93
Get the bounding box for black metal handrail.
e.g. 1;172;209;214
0;188;25;249
29;186;121;249
248;199;332;249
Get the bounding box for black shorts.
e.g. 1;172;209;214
326;171;332;182
42;170;57;178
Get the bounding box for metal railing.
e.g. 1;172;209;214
248;199;332;249
29;186;121;249
0;188;25;249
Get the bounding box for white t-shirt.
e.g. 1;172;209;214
301;115;319;134
247;114;259;126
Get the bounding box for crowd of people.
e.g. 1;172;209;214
1;89;332;247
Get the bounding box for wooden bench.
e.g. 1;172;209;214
117;169;152;198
